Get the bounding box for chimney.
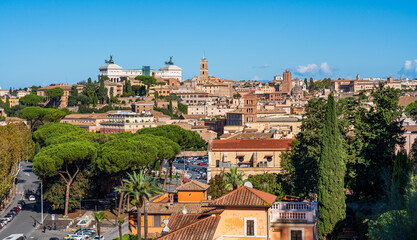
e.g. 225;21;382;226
169;193;174;206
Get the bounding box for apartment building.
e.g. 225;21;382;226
208;138;293;181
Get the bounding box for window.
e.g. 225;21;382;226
290;229;303;240
245;218;256;236
153;215;161;227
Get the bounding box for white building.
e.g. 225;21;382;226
98;56;182;82
107;111;154;123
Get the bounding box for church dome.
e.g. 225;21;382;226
99;64;123;71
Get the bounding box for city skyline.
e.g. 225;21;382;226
1;0;417;88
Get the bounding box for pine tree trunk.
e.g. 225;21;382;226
117;181;124;218
162;167;170;190
158;160;163;178
64;181;71;216
168;159;173;185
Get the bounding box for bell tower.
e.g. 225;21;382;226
200;56;208;80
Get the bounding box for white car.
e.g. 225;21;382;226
28;195;36;201
66;234;88;240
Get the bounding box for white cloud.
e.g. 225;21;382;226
258;64;270;69
252;75;261;81
399;59;417;78
294;62;334;76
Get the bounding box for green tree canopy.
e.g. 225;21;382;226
45;87;64;108
292;98;327;196
19;94;46;106
97;138;157;174
33;140;97;215
21;107;67;132
223;166;245;190
318;94;346;239
136;125;205;150
68;86;79;107
247;173;283;200
33;122;84;146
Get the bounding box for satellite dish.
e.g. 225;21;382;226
182;206;188;214
244;181;253;188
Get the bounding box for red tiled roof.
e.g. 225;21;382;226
176;180;210;191
399;96;417;107
156;214;220;240
210;186;277;207
212;139;293;151
167;213;202;232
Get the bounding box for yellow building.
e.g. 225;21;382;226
208;139;293;181
128;180;211;238
156;186;277;240
156;186;319;240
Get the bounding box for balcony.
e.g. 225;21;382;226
270;202;318;224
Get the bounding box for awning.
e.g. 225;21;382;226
264;155;273;157
236;155;245;158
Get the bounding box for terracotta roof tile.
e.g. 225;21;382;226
156;214;220;240
399;96;417;107
176;180;210;191
210;186;277;207
212;139;293;151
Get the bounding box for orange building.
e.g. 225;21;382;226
156;186;318;240
176;180;210;202
157;186;277;240
128;180;212;238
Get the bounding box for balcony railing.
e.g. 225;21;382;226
270;202;318;224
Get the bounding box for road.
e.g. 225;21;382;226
103;221;129;240
0;162;44;239
163;157;208;182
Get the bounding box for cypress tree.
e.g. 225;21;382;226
318;94;346;239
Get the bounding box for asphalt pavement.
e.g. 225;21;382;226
0;162;45;239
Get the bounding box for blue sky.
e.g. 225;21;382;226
1;0;417;89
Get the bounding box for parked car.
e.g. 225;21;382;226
4;214;14;221
49;238;60;240
0;220;7;227
2;216;12;222
13;206;21;212
197;162;206;166
3;234;27;240
192;161;201;165
93;236;104;240
28;195;36;201
9;210;18;216
185;166;190;171
18;200;25;206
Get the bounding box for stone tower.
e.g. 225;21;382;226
282;70;292;94
243;93;257;124
356;73;360;81
200;56;208;80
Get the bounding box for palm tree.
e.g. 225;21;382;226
223;166;245;190
93;211;106;237
117;171;163;240
117;219;125;240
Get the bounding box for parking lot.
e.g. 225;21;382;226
163;155;209;183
